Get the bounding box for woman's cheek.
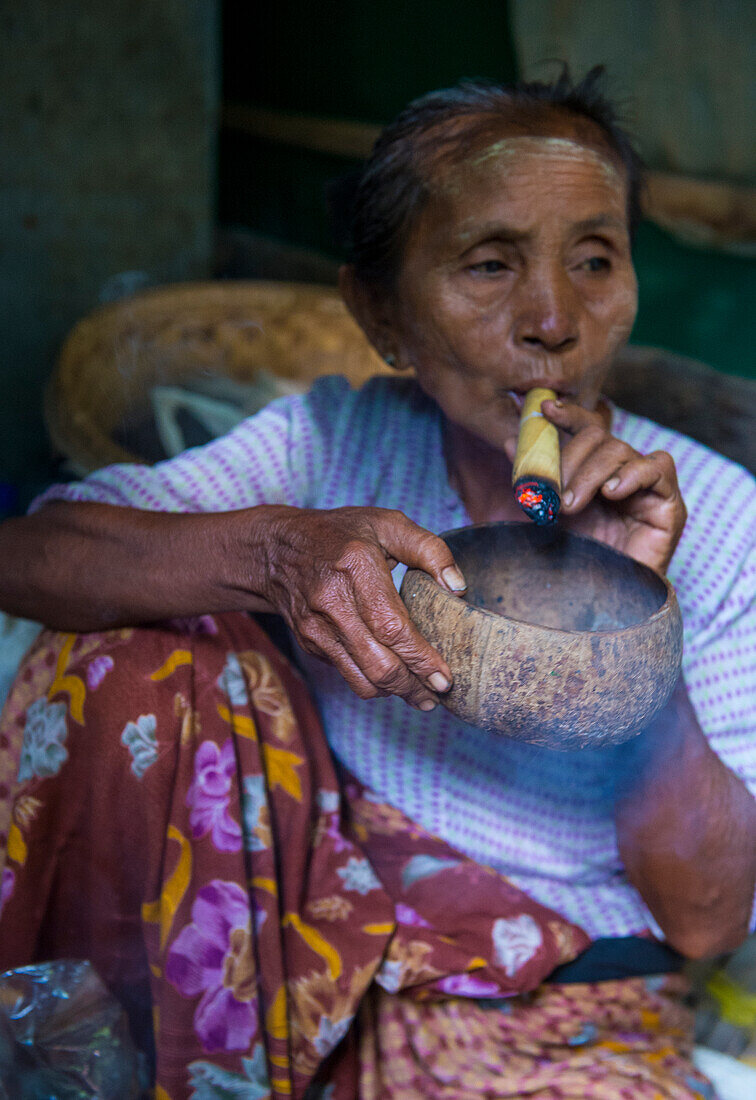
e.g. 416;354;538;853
586;294;636;363
609;273;638;337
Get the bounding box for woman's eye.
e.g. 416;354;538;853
579;256;611;273
468;259;508;275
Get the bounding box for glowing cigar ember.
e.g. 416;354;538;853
512;388;562;526
514;478;560;525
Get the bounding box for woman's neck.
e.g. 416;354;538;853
442;419;525;524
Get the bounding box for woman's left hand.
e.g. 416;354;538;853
542;399;687;574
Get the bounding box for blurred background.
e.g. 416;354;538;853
1;0;754;511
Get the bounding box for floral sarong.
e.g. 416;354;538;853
0;614;714;1099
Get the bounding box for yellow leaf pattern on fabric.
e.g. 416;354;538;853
642;1046;677;1064
47;633;86;724
250;876;278;896
263;744;303;801
154;1085;171;1100
216;703;258;741
597;1039;634;1054
282;913;342;980
142;899;160;923
466;956;487;970
141;825;192;951
271;1079;291;1094
362;922;396;935
150;649;193;681
7;822;27;865
266;985;289;1040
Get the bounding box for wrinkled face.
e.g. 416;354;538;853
388;133;638;452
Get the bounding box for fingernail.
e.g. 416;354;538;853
605;476;620;491
563;490;574;506
554;399;564;408
419;699;437;712
429;672;450;693
442;566;467;591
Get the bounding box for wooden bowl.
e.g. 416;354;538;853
400;523;683;749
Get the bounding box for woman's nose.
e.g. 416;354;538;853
513;274;579;353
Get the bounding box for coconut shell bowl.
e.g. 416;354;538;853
400;523;683;750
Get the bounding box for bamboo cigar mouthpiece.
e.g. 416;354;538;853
512;387;562;525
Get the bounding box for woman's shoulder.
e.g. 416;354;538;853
613;406;755;607
300;373;435;447
304;372;430;417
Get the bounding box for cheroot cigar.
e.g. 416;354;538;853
512;387;562;525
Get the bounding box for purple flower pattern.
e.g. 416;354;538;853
395;902;431;928
187;739;242;852
86;654;114;689
167;614;219;635
0;867;15;919
435;973;502;997
166;880;258;1052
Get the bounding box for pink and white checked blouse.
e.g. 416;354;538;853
37;375;756;938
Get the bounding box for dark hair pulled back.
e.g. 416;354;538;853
329;66;643;291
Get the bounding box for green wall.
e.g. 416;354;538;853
0;0;219;509
221;0;755;381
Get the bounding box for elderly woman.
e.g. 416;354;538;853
0;70;754;1098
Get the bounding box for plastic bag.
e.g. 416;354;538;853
0;960;144;1098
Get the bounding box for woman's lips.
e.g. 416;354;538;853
506;388;573;411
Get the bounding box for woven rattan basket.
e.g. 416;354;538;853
45;281;389;474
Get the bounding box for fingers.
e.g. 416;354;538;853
327;530;455;693
343;619;441;710
360;511;469;702
295;603;441;710
355;583;452;698
564;434;640;512
372;510;467;594
268;506;465;710
543;402;679;514
296;620;385;699
600;450;680;508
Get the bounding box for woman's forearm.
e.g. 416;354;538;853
615;677;756;958
2;500;461;711
0;501;274;630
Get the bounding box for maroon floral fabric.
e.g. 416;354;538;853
0;613;708;1099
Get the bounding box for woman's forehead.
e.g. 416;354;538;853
413;134;628;244
435;135;623;191
417;107;625;180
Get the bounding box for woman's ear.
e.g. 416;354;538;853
338;265;403;367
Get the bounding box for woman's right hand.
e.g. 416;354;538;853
245;505;467;710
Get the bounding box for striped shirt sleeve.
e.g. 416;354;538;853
614;409;756;929
675;464;756;801
32;375;353;514
615;409;756;793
